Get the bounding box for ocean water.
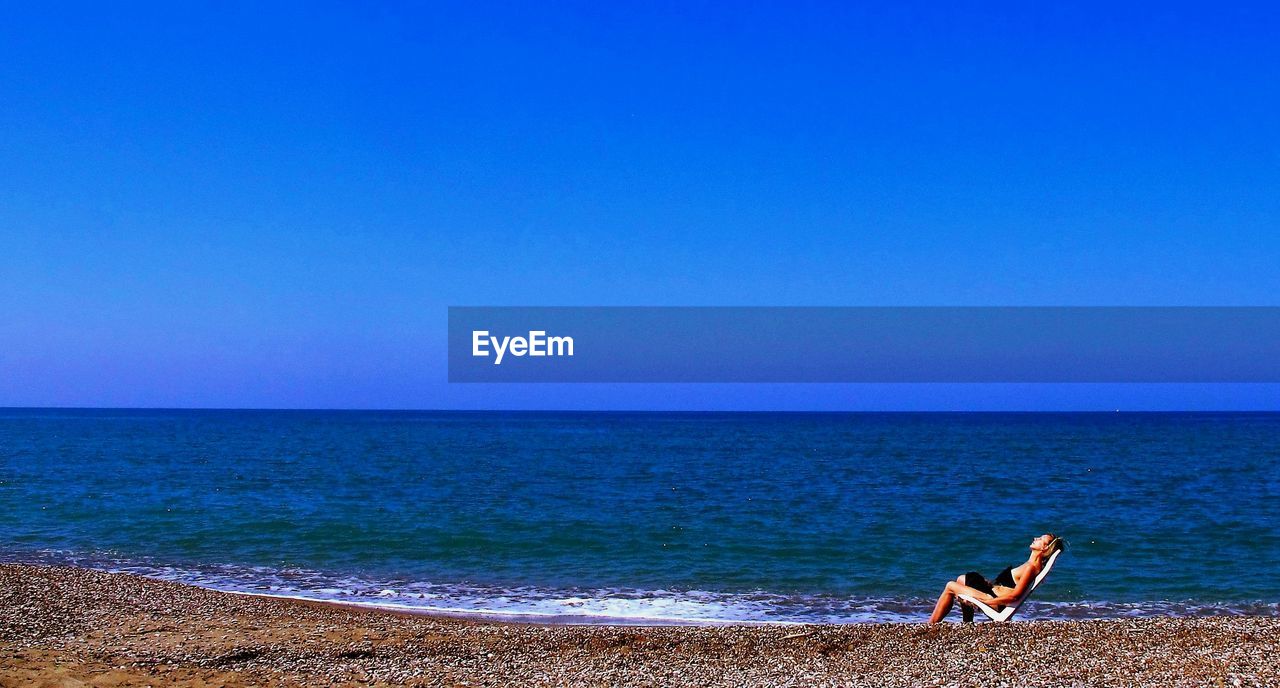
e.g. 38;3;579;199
2;409;1278;624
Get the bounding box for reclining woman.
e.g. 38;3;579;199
928;533;1064;623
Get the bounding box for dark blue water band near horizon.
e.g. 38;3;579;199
447;307;1280;383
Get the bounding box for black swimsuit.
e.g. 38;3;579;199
963;565;1017;596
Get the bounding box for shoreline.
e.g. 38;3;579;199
4;564;1279;686
12;552;1274;626
216;588;786;627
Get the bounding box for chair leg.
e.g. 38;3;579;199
961;603;975;623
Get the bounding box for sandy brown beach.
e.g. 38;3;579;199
1;564;1276;687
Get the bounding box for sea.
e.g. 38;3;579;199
2;409;1277;624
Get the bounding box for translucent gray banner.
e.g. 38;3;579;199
447;307;1280;383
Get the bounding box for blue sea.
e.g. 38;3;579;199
2;409;1277;624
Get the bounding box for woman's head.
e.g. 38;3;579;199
1032;533;1064;559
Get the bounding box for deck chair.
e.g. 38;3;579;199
956;548;1061;622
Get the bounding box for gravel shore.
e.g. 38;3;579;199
2;563;1276;687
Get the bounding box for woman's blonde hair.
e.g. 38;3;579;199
1040;533;1065;561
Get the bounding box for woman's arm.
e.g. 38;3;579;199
986;563;1040;607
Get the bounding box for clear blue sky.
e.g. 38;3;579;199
2;2;1278;410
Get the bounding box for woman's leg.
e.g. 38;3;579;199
929;575;985;623
928;575;966;623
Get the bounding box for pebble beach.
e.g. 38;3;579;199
2;564;1277;687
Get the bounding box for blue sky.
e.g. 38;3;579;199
2;2;1278;410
